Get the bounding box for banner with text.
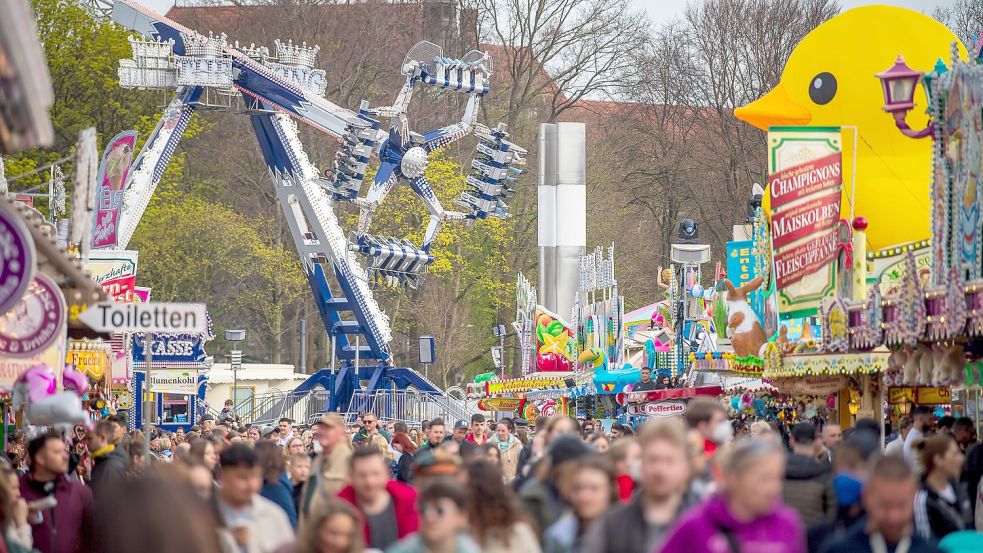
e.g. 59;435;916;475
768;127;843;318
92;131;138;250
147;368;199;395
87;250;139;304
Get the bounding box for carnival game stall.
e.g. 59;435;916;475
616;386;724;421
0;194;114;436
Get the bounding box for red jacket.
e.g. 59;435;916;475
337;480;418;547
465;432;488;445
19;473;92;553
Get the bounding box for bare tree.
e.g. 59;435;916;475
601;0;838;294
934;0;983;46
472;0;649;129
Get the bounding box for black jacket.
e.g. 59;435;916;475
914;478;972;541
581;491;697;553
782;453;835;525
960;442;983;519
90;446;129;495
819;519;941;553
395;452;413;483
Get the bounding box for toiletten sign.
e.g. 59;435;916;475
768;127;843;318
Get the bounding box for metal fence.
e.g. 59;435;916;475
346;390;474;426
230;388;475;428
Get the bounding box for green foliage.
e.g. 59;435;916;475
130;192;306;354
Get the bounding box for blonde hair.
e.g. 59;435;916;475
915;433;956;475
720;438;785;475
637;417;689;453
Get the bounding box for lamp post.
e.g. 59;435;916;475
875;55;933;139
225;329;246;420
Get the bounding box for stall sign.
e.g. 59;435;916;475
916;387;950;405
888;386;950;404
486;377;566;395
0;273;66;358
147;368;198;394
768;128;843;318
0;337;64;390
477;398;525;412
0;204;36;316
888;387;915;404
726;240;757;289
92;130;138;250
132;333;206;364
626;400;687;418
67;350;110;380
775;375;846;396
87;250;139;303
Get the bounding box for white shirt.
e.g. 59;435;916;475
903;427;924;464
885;434;905;457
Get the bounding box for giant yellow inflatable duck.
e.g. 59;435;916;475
734;5;966;252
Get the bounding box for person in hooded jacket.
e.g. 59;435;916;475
782;422;836;525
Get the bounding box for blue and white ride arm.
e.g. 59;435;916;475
116;87;202;249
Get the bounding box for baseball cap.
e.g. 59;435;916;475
316;413;345;428
454;420;469;430
261;426;276;438
200;414;215;422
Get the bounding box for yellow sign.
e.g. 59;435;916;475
67;350;110;380
916;387;950;405
888;386;950;405
888;387;915;404
477;398;525;412
486;377;566;395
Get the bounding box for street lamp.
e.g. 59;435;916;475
225;329;246;420
898;398;912;417
875;55;933;139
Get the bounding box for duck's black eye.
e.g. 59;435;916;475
809;72;837;105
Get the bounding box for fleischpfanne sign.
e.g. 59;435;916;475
768;128;843;318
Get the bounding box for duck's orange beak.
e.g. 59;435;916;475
734;84;812;130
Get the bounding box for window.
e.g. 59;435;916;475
233;387;254;417
161;394;191;424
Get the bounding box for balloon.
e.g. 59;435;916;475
474;372;496;383
537;351;571;372
62;365;90;397
690;284;704;298
731;397;741;410
735;6;966;251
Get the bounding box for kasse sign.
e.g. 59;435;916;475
78;303;207;333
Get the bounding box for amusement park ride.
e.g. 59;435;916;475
94;0;526;409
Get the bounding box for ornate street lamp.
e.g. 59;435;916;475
875;55;933;139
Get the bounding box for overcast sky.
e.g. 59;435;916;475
138;0;953;22
633;0;951;23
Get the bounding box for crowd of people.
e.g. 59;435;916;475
1;397;982;553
